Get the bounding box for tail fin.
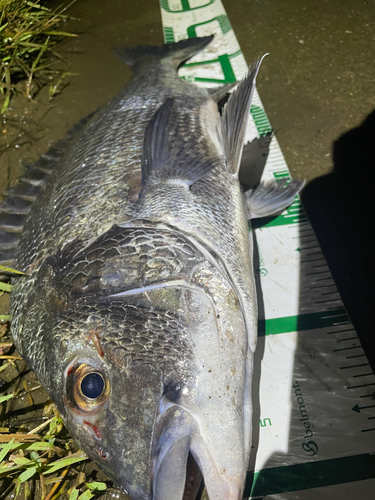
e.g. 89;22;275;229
112;36;214;71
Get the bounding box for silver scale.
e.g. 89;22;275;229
159;1;375;498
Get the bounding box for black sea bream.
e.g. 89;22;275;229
1;37;302;500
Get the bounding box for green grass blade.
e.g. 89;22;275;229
42;453;88;474
0;283;11;292
18;465;37;482
86;482;107;491
78;491;94;500
0;439;21;462
0;265;25;275
24;442;54;452
43;31;78;37
0;394;14;404
69;489;79;500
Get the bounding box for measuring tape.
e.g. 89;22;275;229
159;1;375;498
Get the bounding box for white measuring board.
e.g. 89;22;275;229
159;1;375;499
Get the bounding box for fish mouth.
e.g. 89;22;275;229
151;404;244;500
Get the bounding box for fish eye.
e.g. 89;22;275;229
81;372;105;399
65;362;110;413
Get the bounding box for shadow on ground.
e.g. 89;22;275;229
302;110;375;373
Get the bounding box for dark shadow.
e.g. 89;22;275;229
301;110;375;373
247;233;266;479
239;133;272;191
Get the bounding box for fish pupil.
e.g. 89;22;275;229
81;372;104;399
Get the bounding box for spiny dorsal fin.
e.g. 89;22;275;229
113;36;214;71
140;98;221;196
245;179;305;219
221;57;265;176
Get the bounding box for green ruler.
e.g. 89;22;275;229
159;1;375;499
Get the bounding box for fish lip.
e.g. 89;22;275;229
151;403;244;500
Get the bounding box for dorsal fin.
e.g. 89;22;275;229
141;98;175;185
140;99;221;197
113;36;214;72
221;56;265;176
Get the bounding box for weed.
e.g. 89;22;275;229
0;0;78;113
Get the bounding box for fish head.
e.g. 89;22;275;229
44;285;248;500
47;300;175;500
61;348;163;500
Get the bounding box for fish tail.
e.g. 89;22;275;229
112;35;214;71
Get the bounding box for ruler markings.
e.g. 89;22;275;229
314;277;337;282
346;383;375;390
305;271;331;276
328;328;354;334
246;453;375;498
315;299;342;304
333;346;362;352
341;363;370;370
300;246;321;251
259;308;349;336
352;404;375;411
310;284;336;289
301;258;326;263
353;373;375;378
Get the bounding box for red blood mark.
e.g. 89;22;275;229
100;450;109;460
83;420;102;440
67;366;74;376
87;329;104;357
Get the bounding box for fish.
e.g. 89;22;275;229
1;36;303;500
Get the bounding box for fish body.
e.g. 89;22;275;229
5;37;302;500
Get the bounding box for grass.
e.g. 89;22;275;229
0;0;78;113
0;265;110;499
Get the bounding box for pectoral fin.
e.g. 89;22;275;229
245;179;305;219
